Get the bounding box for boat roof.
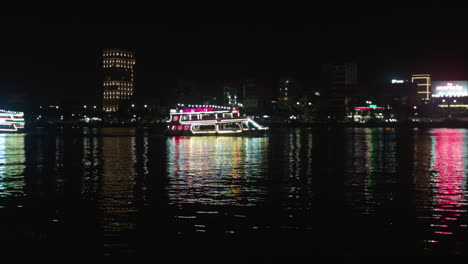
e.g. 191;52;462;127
170;105;239;114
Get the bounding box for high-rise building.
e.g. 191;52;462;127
323;63;358;86
223;85;238;106
278;77;301;103
411;74;431;101
102;49;136;112
322;62;360;121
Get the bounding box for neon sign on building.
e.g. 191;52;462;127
432;81;468;97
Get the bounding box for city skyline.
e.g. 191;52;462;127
1;9;468;108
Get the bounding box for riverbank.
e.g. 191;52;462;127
266;119;468;129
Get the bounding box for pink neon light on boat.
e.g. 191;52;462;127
183;108;213;113
354;107;384;110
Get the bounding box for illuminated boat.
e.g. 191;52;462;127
0;109;25;132
166;105;268;136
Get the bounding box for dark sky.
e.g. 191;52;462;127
1;6;468;108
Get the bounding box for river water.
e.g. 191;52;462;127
1;127;468;256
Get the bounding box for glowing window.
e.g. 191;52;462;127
172;115;179;122
171;125;177;131
184;125;190;130
177;125;183;130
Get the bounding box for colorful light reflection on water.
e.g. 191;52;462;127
0;134;26;199
426;129;468;253
166;136;269;207
3;128;468;256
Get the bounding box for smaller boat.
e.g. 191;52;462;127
0;109;25;132
166;105;268;136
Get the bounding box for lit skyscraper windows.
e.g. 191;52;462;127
102;48;135;112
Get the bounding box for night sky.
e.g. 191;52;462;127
1;6;467;108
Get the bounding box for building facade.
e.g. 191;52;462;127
323;62;358;86
411;74;431;101
102;49;136;112
322;62;360;120
223;85;238;106
278;77;302;103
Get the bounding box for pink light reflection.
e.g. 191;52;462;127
430;129;467;242
433;129;466;208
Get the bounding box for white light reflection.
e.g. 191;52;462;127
0;134;26;198
98;128;138;253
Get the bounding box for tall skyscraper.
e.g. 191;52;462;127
278;77;301;103
223;85;238;106
323;62;358;86
411;74;431;100
102;49;135;112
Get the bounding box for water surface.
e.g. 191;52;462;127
1;127;467;256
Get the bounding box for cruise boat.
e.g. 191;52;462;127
0;109;25;132
166;105;268;136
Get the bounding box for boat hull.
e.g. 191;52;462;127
166;129;268;137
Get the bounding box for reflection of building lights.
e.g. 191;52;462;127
429;129;467;242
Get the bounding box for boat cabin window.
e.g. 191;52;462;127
201;114;216;120
241;122;249;129
192;125;216;131
219;123;241;130
181;115;191;121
